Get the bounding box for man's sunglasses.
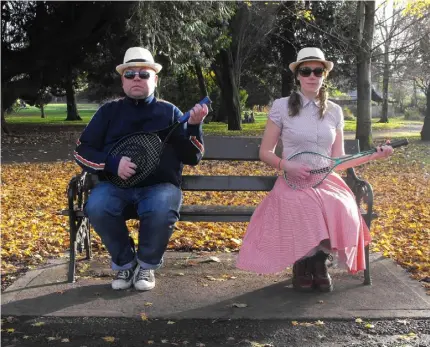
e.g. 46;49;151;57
297;67;326;77
123;70;151;80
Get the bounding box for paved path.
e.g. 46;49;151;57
2;252;429;346
2;252;429;320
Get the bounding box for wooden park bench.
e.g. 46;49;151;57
60;137;376;285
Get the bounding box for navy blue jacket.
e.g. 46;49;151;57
74;95;204;188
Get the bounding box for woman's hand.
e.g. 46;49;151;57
281;159;311;180
370;141;394;160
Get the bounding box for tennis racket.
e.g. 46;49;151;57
283;138;409;190
105;96;212;188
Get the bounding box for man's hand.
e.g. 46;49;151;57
118;156;137;180
187;103;209;125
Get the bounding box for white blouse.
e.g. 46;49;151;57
269;92;344;159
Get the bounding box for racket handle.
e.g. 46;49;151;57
389;138;409;148
178;96;212;124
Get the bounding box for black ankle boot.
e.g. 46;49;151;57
292;258;313;292
311;251;333;292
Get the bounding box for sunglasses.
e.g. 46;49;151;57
123;70;151;80
297;67;326;77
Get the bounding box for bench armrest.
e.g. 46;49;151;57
66;172;99;212
343;168;374;228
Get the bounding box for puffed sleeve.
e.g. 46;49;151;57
268;98;284;129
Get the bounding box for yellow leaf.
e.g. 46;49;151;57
355;318;363;323
31;322;45;327
140;313;148;321
6;328;15;333
102;336;115;342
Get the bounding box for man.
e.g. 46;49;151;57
74;47;208;291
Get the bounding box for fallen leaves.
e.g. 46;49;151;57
1;141;429;292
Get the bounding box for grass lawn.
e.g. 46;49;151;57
5;103;424;136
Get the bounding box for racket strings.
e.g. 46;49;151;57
284;152;335;190
107;134;163;188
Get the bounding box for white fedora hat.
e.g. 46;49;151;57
116;47;162;75
289;47;334;73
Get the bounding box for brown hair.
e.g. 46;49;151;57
288;64;329;119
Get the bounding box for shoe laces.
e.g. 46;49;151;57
116;269;132;280
136;268;152;281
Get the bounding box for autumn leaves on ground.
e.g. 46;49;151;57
1;139;429;293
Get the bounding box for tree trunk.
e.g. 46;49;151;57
1;107;10;134
280;31;296;97
65;69;81;121
194;63;208;99
40;104;45;118
1;89;13;134
212;49;241;130
356;1;375;150
421;85;430;141
281;65;295;98
379;43;390;123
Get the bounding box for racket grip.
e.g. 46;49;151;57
389;138;409;148
178;96;212;124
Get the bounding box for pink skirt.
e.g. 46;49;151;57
236;173;371;274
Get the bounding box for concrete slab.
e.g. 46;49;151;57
2;252;429;320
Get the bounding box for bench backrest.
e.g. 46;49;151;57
181;137;359;191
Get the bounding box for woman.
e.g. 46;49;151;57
236;47;394;292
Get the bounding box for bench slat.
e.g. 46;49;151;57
182;175;276;191
202;136;360;160
180;205;255;222
60;206;376;222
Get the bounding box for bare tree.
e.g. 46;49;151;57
356;1;376;149
373;1;427;122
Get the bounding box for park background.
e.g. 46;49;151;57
1;1;429;295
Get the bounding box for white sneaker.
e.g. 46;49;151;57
133;265;155;291
112;267;134;290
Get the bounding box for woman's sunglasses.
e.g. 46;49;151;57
297;67;326;78
123;70;151;80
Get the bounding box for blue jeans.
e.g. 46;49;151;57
84;181;182;271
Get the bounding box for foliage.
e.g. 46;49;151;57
239;89;249;111
1;1;134;112
342;107;356;121
126;2;234;75
402;0;430;17
404;108;425;120
5;99;27;114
